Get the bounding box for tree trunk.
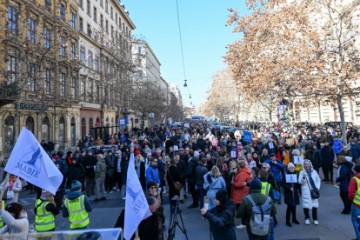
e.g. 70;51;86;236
337;95;347;145
268;109;272;122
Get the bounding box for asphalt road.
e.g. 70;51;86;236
18;174;355;240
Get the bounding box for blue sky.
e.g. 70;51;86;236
122;0;246;107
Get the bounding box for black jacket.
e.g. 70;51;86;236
281;171;300;206
186;157;198;184
204;200;236;240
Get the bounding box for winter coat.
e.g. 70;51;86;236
203;175;227;209
121;159;130;183
320;147;335;166
237;190;276;239
186;157;198;184
245;160;257;170
336;161;354;192
348;173;360;207
264;159;285;182
281;170;300;206
231;167;251;204
350;143;360;160
84;155;97;177
204;200;237;240
167;165;182;200
0;210;29;234
95;158;106;179
146;166;160;185
194;165;208;187
305;149;322;170
1;178;22;203
298;163;321;209
67;163;86;183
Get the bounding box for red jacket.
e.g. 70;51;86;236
348;173;360;207
231;167;251;204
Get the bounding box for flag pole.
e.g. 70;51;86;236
0;173;10;202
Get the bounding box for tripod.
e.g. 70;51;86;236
167;196;189;240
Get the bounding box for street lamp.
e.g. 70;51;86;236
183;79;187;87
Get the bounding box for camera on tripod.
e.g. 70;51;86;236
167;195;188;240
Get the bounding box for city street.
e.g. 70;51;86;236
19;176;354;240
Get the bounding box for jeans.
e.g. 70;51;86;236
351;204;360;240
196;185;206;208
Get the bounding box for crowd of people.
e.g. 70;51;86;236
1;120;360;239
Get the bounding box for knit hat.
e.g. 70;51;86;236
249;178;262;191
355;165;360;173
147;181;157;190
40;190;52;200
135;150;141;156
71;180;82;191
287;162;295;169
215;189;228;205
151;152;158;158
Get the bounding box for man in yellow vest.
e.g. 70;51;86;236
348;165;360;240
34;190;59;232
62;180;92;230
0;200;4;227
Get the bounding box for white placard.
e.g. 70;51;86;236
346;156;353;162
231;150;236;158
268;142;274;149
174;145;178;151
293;156;303;165
286;174;297;183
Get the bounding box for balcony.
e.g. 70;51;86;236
0;82;18;107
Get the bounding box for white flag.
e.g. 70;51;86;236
5;127;63;195
124;153;151;239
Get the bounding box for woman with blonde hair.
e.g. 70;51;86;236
261;148;269;163
204;166;226;209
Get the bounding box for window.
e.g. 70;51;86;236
45;68;52;94
86;0;90;15
93;7;97;22
95;55;100;72
6;56;17;83
80;47;85;64
88;51;93;69
27;18;36;43
60;73;66;96
70;42;76;59
110;7;113;19
43;27;51;49
105;1;108;13
28;63;37;91
60;3;66;21
115;13;118;25
7;6;17;34
138;47;141;54
45;0;52;10
87;24;91;37
71;76;77;98
100;14;103;29
111;26;113;38
119;17;121;29
100;0;103;8
96;85;100;103
79;17;83;31
79;0;83;8
105;20;108;34
59;36;66;56
81;80;86;100
70;11;76;29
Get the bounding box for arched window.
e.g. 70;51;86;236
89;118;93;134
59;117;65;148
81;117;86;137
42;117;50;141
26;116;35;133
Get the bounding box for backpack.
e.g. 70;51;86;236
246;195;272;237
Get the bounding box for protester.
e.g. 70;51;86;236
203;166;226;210
0;174;22;203
34;190;59;232
0;202;29;234
84;150;97;197
95;153;107;202
146;181;165;240
146;154;160;186
336;155;353;214
281;163;300;227
62;180;92;230
200;189;236;240
298;160;321;225
264;153;285;204
167;158;183;208
195;155;209;208
348;164;360;240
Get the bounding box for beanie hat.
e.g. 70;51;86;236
249;178;262;191
151;152;158;158
135;150;141;156
215;189;228;205
287;162;295;170
71;180;82;191
147;181;157;190
355;165;360;173
40;190;52;200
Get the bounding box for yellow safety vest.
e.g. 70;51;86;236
353;177;360;205
35;199;55;232
261;182;271;196
0;201;4;227
64;195;89;229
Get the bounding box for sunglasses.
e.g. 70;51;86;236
150;186;157;190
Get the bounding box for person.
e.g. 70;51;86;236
34;190;60;232
231;160;251;230
95;153;107;202
195;155;209;208
298;160;321;225
237;178;276;240
84;150;97;197
167;158;182;208
115;196;161;240
146;181;165;240
264;153;285;204
245;153;257;169
348;164;360;240
62;180;92;230
336;155;353;214
281;163;300;227
203;166;227;210
186;150;199;208
67;157;86;189
146;155;160;186
0;174;22;204
320;141;335;183
200;189;236;240
0;202;29;234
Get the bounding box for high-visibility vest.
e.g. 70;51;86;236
261;182;271;196
35;199;55;232
0;201;4;227
353;177;360;205
64;195;89;229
